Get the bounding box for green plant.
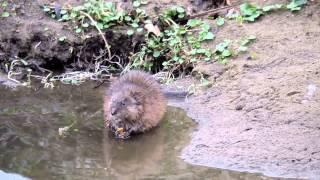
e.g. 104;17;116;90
287;0;307;11
238;1;306;22
214;39;232;63
131;16;215;73
238;35;256;52
240;3;263;22
262;4;284;12
1;11;9;17
161;5;186;20
58;36;66;42
216;16;225;26
1;1;10;17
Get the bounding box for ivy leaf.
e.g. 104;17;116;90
262;4;283;12
127;29;134;36
131;23;139;28
203;32;215;40
201;23;211;31
153;51;161;58
238;46;248;52
75;28;82;33
222;50;231;57
59;36;66;42
137;27;144;32
133;1;141;8
60;9;67;15
287;0;307;11
82;23;89;28
176;6;185;13
216;16;225;26
178;14;185;18
187;19;202;28
1;12;10;17
240;3;263;22
124;16;132;22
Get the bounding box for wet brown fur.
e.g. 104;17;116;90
103;70;167;138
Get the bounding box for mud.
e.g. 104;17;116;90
0;0;136;74
168;1;320;179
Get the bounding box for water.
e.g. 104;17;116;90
0;83;273;180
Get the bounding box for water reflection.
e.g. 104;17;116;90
0;84;275;180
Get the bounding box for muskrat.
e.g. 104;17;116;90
103;70;167;139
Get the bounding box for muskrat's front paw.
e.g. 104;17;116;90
115;128;131;139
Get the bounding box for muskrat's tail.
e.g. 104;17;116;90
162;90;190;99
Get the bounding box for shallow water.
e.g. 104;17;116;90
0;83;276;180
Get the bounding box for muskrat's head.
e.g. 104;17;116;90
109;90;144;122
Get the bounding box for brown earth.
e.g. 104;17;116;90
1;0;320;179
167;1;320;179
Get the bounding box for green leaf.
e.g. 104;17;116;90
196;49;207;54
43;6;51;12
2;2;8;7
59;36;66;42
201;23;211;31
238;46;248;52
187;19;202;28
75;28;82;33
96;23;104;30
287;0;307;11
222;50;231;57
141;1;148;5
82;23;89;28
153;51;161;57
131;23;139;28
203;32;215;40
1;12;10;17
62;14;70;20
127;29;134;36
216;16;225;26
133;1;141;8
248;35;256;40
125;16;132;22
240;3;263;22
177;6;185;13
215;39;231;52
178;14;185;18
262;4;283;12
60;9;67;15
137;27;143;32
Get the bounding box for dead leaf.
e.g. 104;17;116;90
144;23;161;36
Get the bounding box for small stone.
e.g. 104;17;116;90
235;104;244;110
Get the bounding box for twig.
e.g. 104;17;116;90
79;11;112;60
187;3;242;20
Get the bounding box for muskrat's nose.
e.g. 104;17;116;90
111;108;117;116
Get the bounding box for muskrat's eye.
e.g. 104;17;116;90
121;101;126;106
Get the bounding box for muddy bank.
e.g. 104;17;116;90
167;2;320;179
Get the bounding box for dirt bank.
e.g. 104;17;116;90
168;2;320;179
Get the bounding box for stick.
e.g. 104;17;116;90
80;11;112;60
187;3;241;19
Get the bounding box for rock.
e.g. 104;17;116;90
192;62;226;80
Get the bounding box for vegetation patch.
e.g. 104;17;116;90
1;0;309;87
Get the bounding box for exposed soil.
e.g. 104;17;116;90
0;0;136;74
1;0;320;179
169;1;320;179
